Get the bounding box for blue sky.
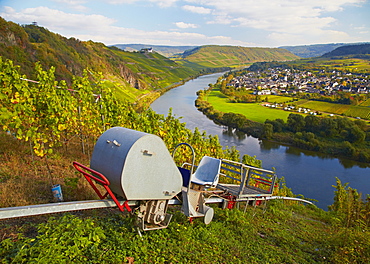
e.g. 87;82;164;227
1;0;369;47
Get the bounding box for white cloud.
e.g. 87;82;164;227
188;0;366;45
175;21;198;28
2;0;367;47
105;0;178;7
1;6;116;34
0;5;251;46
182;5;212;14
76;28;251;46
52;0;88;11
105;0;139;4
268;29;353;46
200;0;337;31
149;0;179;7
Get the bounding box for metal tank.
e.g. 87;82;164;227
90;127;182;201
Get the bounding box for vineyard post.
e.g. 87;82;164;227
77;105;86;155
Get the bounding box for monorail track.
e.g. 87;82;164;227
0;196;312;220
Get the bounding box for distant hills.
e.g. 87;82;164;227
112;44;300;68
321;43;370;58
112;44;197;57
172;45;300;68
280;42;370;58
115;42;370;61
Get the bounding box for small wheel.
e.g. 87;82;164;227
204;207;214;225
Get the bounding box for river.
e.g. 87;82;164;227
151;72;370;209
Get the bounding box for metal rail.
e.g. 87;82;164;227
0;196;313;220
0;199;138;220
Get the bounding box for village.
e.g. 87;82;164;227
227;67;369;96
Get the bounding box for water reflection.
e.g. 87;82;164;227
339;158;369;169
260;140;281;151
285;147;302;156
222;127;246;141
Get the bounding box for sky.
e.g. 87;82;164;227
0;0;369;47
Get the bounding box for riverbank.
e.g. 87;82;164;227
195;84;370;164
136;68;231;110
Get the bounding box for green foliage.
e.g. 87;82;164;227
322;44;370;58
2;201;370;263
0;57;251;165
329;177;370;228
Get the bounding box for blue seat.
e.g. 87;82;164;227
191;156;221;187
178;167;191;187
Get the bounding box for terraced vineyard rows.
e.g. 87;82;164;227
297;101;351;115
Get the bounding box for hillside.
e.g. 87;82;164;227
112;44;197;57
0;17;200;102
280;42;370;58
175;45;300;68
280;43;350;58
321;43;370;58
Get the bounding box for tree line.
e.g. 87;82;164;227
196;85;370;163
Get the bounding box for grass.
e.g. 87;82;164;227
207;88;370;124
0;132;98;208
206;89;292;123
0;133;369;263
1;200;369;263
265;95;293;104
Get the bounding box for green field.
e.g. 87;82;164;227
344;105;370;119
296;100;370;119
318;58;370;71
360;98;370;107
296;100;351;114
207;90;370;123
265;95;293;103
206;90;292;123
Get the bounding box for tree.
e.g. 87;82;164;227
287;113;305;133
304;115;320;133
263;123;273;139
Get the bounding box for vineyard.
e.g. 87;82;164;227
344;105;370;119
297;100;351;115
1;57;370;263
0;57;246;207
360;98;370;106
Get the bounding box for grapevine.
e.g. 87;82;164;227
0;57;246;164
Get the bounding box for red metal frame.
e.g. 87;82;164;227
72;161;131;212
254;178;278;190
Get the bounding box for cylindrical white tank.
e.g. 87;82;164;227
90;127;182;200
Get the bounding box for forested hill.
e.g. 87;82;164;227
174;45;300;68
0;17;201;101
321;43;370;58
280;43;349;58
